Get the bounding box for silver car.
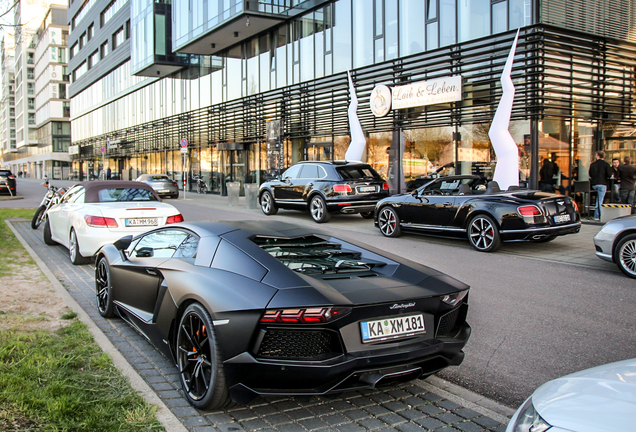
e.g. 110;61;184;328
593;214;636;279
506;357;636;432
135;174;179;199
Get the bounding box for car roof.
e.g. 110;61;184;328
75;180;158;203
297;160;368;166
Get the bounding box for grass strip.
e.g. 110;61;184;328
0;321;164;431
0;208;36;277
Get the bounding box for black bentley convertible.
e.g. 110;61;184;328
95;220;470;409
375;175;581;252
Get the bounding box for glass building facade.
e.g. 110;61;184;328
68;0;636;197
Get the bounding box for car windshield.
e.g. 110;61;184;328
253;235;385;274
148;176;170;181
97;187;159;202
337;165;383;180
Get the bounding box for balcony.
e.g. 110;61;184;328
174;0;332;55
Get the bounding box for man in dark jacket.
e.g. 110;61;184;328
611;158;621;202
588;150;612;220
618;156;635;208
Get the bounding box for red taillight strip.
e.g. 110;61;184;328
334;184;352;193
260;307;349;323
85;215;118;228
517;205;542;216
166;214;184;224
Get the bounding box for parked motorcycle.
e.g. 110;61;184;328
193;175;207;194
31;182;66;229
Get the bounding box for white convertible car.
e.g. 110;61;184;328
44;180;184;265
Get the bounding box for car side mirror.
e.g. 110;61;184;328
114;235;133;251
136;247;154;258
114;235;133;261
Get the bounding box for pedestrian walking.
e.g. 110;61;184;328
611;158;621;202
588;150;612;220
106;167;112;180
618;156;635;209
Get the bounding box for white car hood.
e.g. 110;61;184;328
534;358;636;432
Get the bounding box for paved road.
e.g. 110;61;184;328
6;179;636;411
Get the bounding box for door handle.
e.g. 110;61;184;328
443;202;453;206
146;269;157;276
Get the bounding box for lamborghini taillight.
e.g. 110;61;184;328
260;307;351;323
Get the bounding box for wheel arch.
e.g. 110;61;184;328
612;228;636;262
463;208;501;230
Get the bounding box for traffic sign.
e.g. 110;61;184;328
180;147;188;154
100;146;106;153
180;138;188;148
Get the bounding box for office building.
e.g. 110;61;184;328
67;0;636;195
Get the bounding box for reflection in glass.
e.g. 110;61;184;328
333;0;351;72
459;0;489;43
400;0;425;56
492;1;507;34
353;0;373;67
385;0;398;60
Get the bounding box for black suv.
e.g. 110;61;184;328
0;170;16;196
259;161;389;223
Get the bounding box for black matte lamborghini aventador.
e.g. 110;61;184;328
95;220;470;410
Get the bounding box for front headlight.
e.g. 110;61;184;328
510;398;551;432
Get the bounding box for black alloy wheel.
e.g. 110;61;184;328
615;234;636;279
95;257;114;317
260;191;278;215
176;303;231;410
378;207;401;237
69;228;91;265
468;214;501;252
309;195;331;223
360;211;374;219
31;205;46;229
43;217;56;245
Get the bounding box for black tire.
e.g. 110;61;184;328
69;228;91;265
360;211;374;219
172;192;179;199
176;303;231;410
95;256;115;317
532;235;557;243
615;234;636;279
467;214;502;252
260;191;278;216
43;217;56;245
309;195;331;223
378;206;402;237
32;206;46;229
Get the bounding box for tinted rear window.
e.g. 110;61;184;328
0;170;12;176
148;176;170;181
337;166;383;180
98;188;159;202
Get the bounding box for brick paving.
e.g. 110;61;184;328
13;220;508;432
